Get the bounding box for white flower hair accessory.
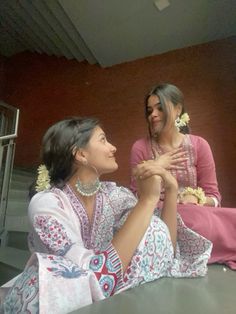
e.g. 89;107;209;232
175;113;190;131
35;164;51;192
180;186;206;205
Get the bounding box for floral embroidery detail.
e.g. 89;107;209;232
122;214;211;289
47;262;87;278
63;184;103;249
90;254;105;271
2;265;39;313
28;276;37;286
99;275;115;297
40;254;88;279
34;215;73;255
63;183;136;252
89;245;123;297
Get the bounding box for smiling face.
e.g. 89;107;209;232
80;126;118;175
146;94;182;137
146;95;165;136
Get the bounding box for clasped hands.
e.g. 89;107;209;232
132;147;195;203
132;159;178;202
133;148;203;205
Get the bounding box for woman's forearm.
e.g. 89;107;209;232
112;197;157;272
161;187;178;251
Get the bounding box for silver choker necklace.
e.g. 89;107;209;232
75;178;101;196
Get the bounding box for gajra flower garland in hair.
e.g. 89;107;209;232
35;164;51;192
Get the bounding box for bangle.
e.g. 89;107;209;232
180;187;206;205
211;196;218;207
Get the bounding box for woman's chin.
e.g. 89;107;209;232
109;162;119;173
99;163;118;176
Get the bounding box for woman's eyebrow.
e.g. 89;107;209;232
147;102;161;108
98;132;106;138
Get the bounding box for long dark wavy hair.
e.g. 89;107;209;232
144;83;190;135
29;117;100;198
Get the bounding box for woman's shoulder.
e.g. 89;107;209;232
131;137;149;149
28;188;67;212
131;137;151;161
188;134;210;147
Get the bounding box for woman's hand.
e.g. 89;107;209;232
133;160;178;200
152;147;188;170
133;162;162;203
179;194;198;205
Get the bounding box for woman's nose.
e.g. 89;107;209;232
151;108;159;117
110;144;117;153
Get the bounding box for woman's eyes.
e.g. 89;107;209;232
147;106;162;114
100;136;106;143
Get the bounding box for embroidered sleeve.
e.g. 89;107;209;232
28;192;78;256
89;243;123;296
29;191;124;298
33;215;73;255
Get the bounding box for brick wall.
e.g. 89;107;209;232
2;36;236;207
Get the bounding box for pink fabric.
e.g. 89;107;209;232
177;204;236;270
190;135;221;203
130;134;236;270
130;135;221;203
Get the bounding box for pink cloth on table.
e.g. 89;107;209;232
130;134;236;270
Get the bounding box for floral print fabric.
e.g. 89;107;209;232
1;182;212;313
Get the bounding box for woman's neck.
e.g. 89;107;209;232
152;129;184;150
68;170;97;223
72;167;98;184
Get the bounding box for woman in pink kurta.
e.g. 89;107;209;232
0;117;211;313
130;83;236;270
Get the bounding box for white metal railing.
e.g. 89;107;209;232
0;101;19;246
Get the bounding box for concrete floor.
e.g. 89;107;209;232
71;264;236;314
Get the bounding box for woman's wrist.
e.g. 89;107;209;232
165;186;178;201
165;182;178;193
138;196;158;208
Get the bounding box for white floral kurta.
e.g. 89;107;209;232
1;182;212;313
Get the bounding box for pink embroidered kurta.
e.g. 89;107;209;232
1;182;212;313
130;134;236;270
